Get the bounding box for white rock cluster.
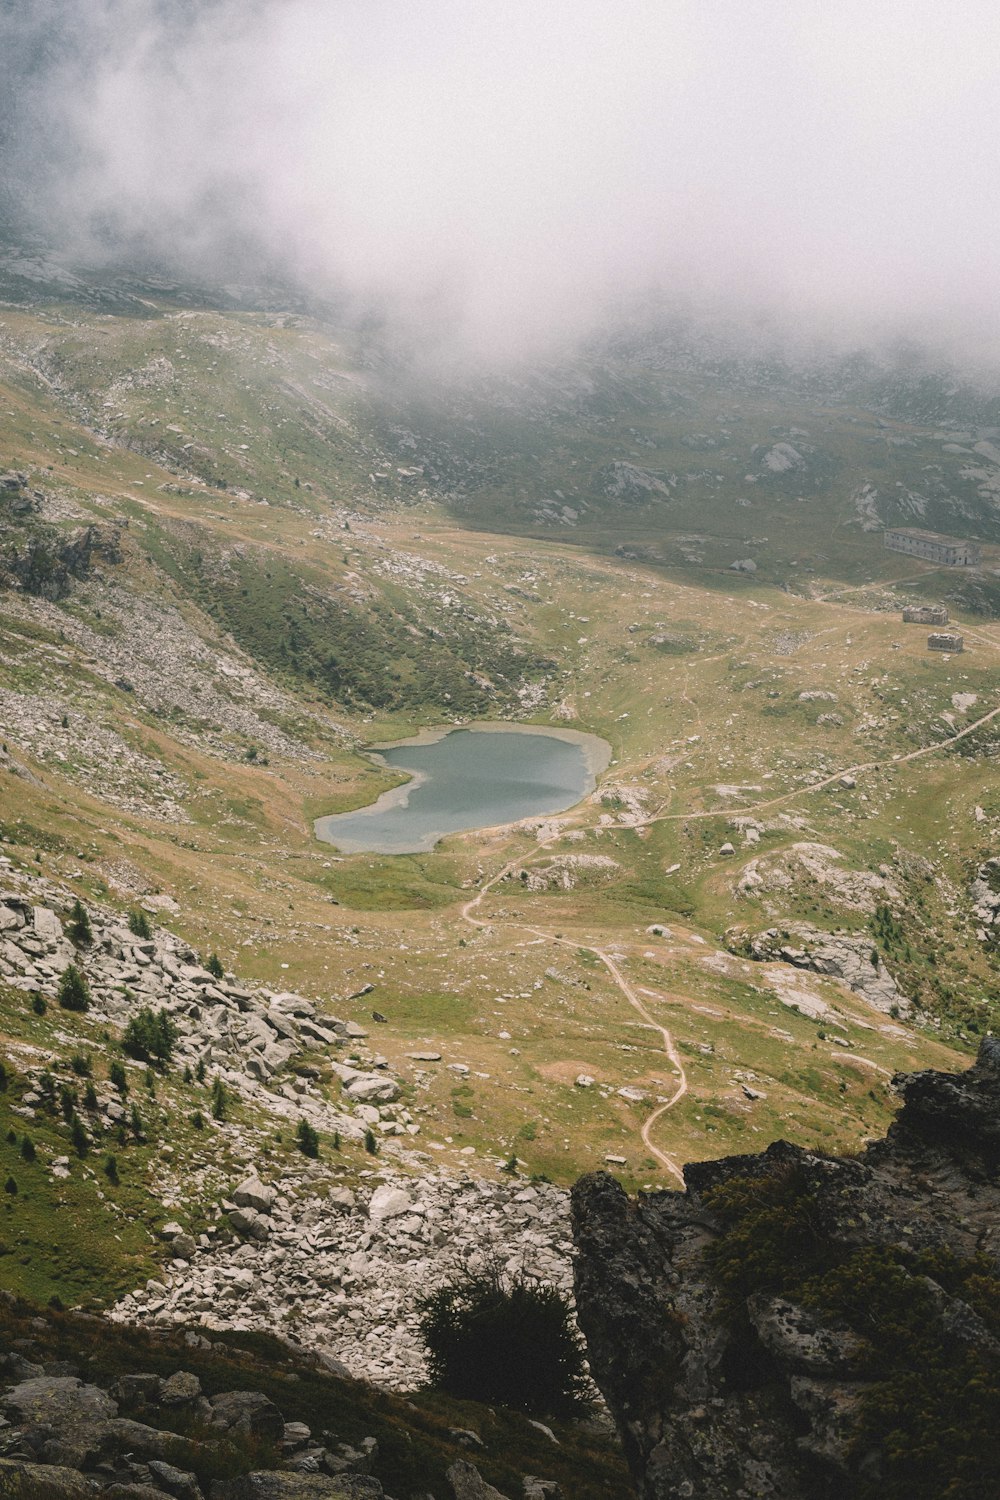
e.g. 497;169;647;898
0;862;404;1146
112;1169;574;1390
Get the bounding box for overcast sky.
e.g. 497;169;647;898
4;0;1000;365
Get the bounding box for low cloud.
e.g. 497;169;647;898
4;1;1000;367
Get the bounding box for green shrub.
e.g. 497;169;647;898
66;898;93;946
70;1112;89;1157
122;1006;178;1067
31;993;47;1015
206;952;225;980
57;964;90;1012
70;1052;91;1077
19;1136;35;1162
4;1175;17;1195
109;1060;128;1094
83;1081;98;1110
191;1110;205;1130
128;909;153;939
418;1268;591;1418
105;1154;119;1184
364;1127;378;1154
211;1077;228;1121
295;1119;319;1158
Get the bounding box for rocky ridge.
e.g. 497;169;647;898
571;1039;1000;1499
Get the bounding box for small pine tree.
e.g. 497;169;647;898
191;1109;205;1130
0;1060;6;1091
122;1006;177;1067
211;1077;227;1121
70;1053;91;1077
84;1081;99;1111
5;1128;16;1144
19;1136;35;1162
67;898;93;946
206;953;225;980
183;1064;192;1083
38;1071;56;1110
31;993;47;1015
295;1119;320;1158
128;909;152;940
332;1130;341;1151
57;964;90;1013
104;1155;119;1184
70;1112;89;1157
364;1127;378;1155
109;1060;128;1094
4;1174;17;1194
130;1104;144;1139
59;1085;78;1122
195;1058;206;1084
501;1153;519;1175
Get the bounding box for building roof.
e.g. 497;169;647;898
883;527;978;548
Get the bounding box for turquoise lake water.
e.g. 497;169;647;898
314;726;609;855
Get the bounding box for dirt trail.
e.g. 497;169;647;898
461;849;689;1183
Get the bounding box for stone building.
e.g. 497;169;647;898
884;528;981;566
903;605;949;624
927;632;964;652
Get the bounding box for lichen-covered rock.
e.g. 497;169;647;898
445;1460;511;1500
572;1039;1000;1499
0;1457;98;1497
209;1390;285;1441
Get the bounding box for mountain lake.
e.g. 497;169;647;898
314;723;612;854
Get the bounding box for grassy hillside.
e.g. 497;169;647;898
0;248;995;1228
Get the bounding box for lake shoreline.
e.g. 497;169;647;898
313;721;612;855
365;720;612;778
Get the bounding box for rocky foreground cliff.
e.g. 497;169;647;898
572;1039;1000;1500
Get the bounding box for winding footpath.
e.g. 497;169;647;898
457;692;1000;1183
461;849;689;1184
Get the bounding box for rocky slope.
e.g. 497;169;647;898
0;866;576;1390
572;1040;1000;1500
0;1292;619;1498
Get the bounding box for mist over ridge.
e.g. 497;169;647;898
3;0;1000;372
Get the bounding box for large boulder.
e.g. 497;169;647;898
446;1461;511;1500
0;1458;98;1497
209;1390;285;1442
342;1076;400;1105
0;1376;119;1464
367;1185;413;1221
233;1178;277;1215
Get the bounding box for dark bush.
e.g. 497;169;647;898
109;1059;128;1094
206;952;225;980
418;1268;591;1418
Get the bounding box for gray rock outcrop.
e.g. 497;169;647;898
572;1039;1000;1499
